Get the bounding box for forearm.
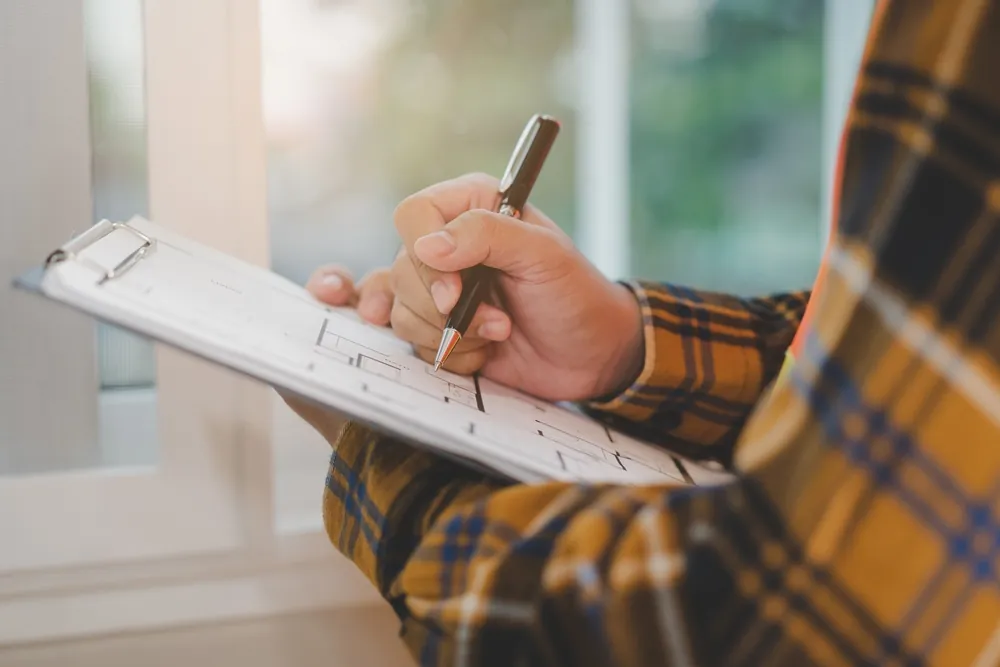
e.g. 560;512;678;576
585;281;810;459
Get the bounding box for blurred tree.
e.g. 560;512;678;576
630;0;823;234
360;0;824;289
364;0;578;234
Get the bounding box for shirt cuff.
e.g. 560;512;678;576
585;280;660;421
581;279;765;457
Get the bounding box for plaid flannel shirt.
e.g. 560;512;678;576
319;2;1000;664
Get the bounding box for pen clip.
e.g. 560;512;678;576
498;115;542;193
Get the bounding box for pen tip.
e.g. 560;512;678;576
433;328;461;373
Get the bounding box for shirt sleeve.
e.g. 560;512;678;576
318;420;835;667
582;281;810;462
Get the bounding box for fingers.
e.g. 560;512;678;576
392;173;499;308
474;304;512;340
393;172;567;314
306;265;357;306
355;268;394;326
390;248;511;340
389;297;508;352
305;263;398;327
413;210;571;278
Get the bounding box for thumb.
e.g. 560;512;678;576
412;210;569;278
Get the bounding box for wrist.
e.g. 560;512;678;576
593;282;646;400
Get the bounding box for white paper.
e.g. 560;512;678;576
39;217;733;486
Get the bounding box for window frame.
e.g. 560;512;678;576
574;0;631;280
0;0;103;480
0;1;380;645
821;0;875;243
0;0;262;574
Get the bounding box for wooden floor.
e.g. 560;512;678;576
0;605;415;667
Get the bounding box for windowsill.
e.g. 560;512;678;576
0;390;367;646
271;393;329;535
0;538;380;645
98;387;158;468
99;387;328;534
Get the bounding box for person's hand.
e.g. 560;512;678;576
307;172;644;403
304;262;395;327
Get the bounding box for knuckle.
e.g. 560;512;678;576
388;300;411;333
392;194;424;233
388;258;406;293
463;172;498;188
358;272;391;301
391;260;433;312
481;212;501;241
469;213;503;265
454;173;500;209
400;239;434;278
455;209;497;239
392;248;413;275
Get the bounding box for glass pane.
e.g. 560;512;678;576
629;0;825;294
87;0;156;391
263;0;577;528
87;0;158;467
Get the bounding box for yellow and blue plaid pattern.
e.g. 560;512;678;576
317;2;1000;664
587;285;810;464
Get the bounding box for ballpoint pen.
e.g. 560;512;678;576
433;114;560;371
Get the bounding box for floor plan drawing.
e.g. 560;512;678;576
311;316;483;411
356;354;402;381
301;311;713;484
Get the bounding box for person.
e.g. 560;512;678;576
285;2;1000;665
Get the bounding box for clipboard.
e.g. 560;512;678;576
11;217;733;487
12;219;517;482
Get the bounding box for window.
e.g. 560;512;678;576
629;0;825;294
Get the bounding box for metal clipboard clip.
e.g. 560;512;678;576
44;219;156;285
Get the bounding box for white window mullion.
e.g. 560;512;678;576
0;0;101;474
143;0;275;545
821;0;874;244
574;0;631;280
